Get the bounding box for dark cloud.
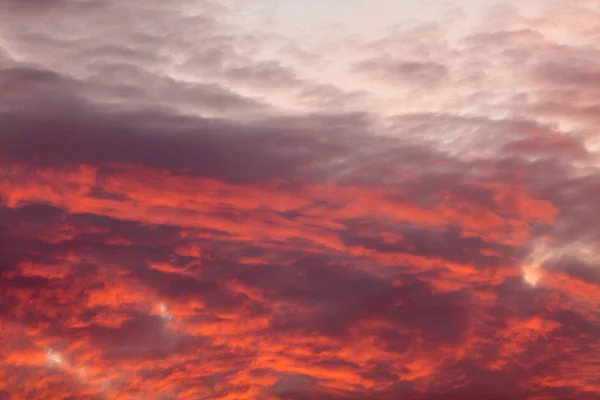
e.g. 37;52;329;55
0;75;351;184
1;0;600;399
225;61;301;89
353;56;449;86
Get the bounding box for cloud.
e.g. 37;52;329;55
353;56;450;86
1;0;600;399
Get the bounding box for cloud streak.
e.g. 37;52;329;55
1;0;600;399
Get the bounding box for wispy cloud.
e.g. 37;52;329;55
1;0;600;399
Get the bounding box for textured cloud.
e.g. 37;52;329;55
1;0;600;399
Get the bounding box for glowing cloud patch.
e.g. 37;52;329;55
1;0;600;398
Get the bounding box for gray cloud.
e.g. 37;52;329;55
2;0;600;399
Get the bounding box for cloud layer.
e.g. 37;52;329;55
1;0;600;399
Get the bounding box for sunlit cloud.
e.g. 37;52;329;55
1;0;600;398
45;349;65;367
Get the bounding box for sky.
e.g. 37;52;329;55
1;0;600;399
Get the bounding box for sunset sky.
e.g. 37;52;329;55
2;0;600;399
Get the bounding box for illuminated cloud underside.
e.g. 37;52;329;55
1;0;600;399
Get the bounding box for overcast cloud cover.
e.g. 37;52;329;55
2;0;600;399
